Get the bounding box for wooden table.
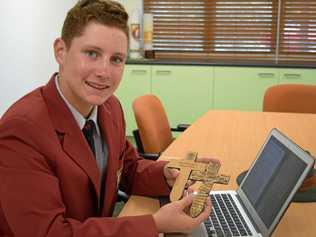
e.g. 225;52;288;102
120;111;316;237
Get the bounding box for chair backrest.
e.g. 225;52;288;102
263;84;316;113
132;94;173;154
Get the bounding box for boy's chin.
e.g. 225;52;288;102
87;96;110;106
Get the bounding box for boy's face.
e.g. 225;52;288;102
54;22;128;117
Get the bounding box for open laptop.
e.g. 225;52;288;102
190;128;315;237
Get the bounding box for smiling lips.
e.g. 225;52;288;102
85;81;110;90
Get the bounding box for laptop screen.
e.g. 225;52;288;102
241;135;308;228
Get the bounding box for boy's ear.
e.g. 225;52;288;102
54;38;67;64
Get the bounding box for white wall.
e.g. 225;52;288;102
0;0;138;116
0;0;77;116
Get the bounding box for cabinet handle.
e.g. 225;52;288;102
155;70;172;75
131;70;147;74
283;73;301;79
258;73;275;78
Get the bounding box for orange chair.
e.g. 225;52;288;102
263;84;316;113
132;94;188;160
263;84;316;191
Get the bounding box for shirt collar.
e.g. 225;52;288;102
55;74;100;135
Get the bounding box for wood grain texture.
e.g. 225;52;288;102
120;110;316;237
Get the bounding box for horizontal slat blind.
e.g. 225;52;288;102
144;0;211;57
279;0;316;62
144;0;316;64
144;0;278;60
210;0;277;60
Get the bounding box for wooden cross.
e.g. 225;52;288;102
165;151;230;217
166;152;206;202
189;161;230;217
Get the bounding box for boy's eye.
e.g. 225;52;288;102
111;56;124;64
85;50;98;59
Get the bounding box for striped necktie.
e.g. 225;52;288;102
82;120;96;156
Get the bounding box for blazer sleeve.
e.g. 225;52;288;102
119;140;171;197
0;116;159;237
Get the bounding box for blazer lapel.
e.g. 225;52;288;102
42;74;101;199
62;130;101;199
98;103;119;216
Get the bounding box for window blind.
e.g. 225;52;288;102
144;0;212;58
144;0;316;64
279;0;316;62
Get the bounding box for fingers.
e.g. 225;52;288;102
169;168;179;178
186;185;195;195
185;179;194;188
174;195;212;231
164;167;180;187
177;194;194;209
164;165;179;179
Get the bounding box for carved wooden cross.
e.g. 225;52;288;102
165;151;230;217
189;161;230;217
166;152;206;202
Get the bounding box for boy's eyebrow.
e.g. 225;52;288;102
114;52;127;58
84;45;127;58
83;45;103;52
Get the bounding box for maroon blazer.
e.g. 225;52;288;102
0;74;170;237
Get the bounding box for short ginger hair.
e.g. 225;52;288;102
61;0;129;48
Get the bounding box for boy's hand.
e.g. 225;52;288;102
153;194;212;233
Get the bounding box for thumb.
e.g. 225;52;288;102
170;168;179;178
178;194;194;209
164;167;179;179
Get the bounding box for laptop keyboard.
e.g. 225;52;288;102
204;193;253;237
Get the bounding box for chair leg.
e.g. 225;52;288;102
132;129;144;153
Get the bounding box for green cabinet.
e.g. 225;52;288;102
117;64;316;135
213;67;280;111
151;65;213;127
115;65;151;135
279;68;316;85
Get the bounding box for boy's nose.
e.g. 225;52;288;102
96;58;110;78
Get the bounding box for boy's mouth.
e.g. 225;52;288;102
85;81;110;90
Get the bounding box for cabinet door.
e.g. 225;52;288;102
152;65;213;127
279;68;316;85
115;65;151;135
214;67;279;111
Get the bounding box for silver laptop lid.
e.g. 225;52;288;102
236;128;315;237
